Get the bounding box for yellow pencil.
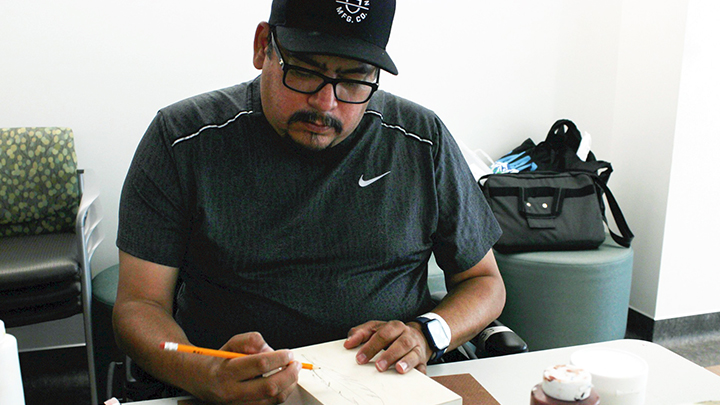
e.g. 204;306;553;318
161;341;314;370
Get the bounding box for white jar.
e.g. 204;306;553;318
0;320;26;405
571;348;648;405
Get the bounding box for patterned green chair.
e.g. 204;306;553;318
0;127;103;405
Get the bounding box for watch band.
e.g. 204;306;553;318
415;312;451;362
418;312;452;341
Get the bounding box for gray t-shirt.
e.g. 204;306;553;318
117;77;501;350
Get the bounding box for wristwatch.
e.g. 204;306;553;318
414;312;451;362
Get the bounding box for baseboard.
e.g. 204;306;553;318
626;308;720;342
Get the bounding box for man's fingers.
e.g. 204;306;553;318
344;320;384;350
392;342;428;374
244;350;296;378
226;361;301;404
374;330;420;372
346;320;432;373
213;349;295;383
223;331;273;355
356;320;406;368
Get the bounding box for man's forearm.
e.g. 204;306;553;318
432;274;505;351
112;299;214;394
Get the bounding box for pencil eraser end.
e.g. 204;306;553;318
161;342;178;351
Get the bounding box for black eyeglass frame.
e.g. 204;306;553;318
270;31;380;104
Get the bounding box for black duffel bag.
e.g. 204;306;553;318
480;119;633;253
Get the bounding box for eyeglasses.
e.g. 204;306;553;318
270;32;379;104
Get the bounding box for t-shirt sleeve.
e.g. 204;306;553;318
116;111;190;268
431;119;502;274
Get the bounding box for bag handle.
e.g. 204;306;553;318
546;119;582;153
592;176;634;247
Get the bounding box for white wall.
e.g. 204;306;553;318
1;0;717;322
656;0;720;320
1;0;266;271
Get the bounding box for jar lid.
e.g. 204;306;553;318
542;364;593;401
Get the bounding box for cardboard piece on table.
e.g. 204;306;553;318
432;373;501;405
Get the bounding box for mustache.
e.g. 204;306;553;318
288;111;343;134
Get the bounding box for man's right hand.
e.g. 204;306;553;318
196;332;301;404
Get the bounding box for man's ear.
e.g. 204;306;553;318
253;22;271;70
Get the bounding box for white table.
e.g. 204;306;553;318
124;339;720;405
429;339;720;404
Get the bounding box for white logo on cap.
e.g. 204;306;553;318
336;1;370;24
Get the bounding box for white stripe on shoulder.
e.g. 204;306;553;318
171;110;254;147
365;110;433;146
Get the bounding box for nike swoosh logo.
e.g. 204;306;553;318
358;171;391;187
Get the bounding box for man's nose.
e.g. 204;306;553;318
308;83;338;111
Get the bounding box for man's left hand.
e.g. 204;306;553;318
344;320;431;374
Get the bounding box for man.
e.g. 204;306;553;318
114;0;505;403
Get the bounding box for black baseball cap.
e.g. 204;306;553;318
269;0;398;75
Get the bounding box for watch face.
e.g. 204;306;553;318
427;319;450;349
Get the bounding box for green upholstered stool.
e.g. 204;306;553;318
496;237;633;351
92;264;123;401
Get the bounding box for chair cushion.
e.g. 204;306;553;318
0;232;82;327
92;264;120;307
0;127;80;237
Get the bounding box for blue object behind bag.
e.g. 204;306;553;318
491;152;538;173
